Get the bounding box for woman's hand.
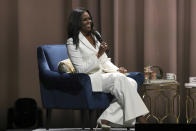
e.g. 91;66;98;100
97;42;108;58
117;67;128;74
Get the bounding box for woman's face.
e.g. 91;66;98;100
80;11;92;33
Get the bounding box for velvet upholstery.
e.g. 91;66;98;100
37;44;144;128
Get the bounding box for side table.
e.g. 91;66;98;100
185;83;196;123
140;82;180;123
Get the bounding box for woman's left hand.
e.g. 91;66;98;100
117;67;128;74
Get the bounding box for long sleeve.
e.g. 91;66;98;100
99;53;119;73
66;38;101;74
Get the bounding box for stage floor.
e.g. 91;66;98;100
6;128;134;131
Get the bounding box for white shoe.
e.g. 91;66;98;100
94;119;111;131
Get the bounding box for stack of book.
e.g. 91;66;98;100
184;77;196;88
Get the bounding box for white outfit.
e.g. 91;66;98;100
66;32;149;125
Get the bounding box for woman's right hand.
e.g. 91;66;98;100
117;67;128;74
97;42;108;58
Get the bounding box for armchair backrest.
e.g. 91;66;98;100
37;44;109;109
37;44;68;72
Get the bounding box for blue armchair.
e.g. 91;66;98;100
37;44;144;129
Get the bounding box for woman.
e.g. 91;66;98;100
66;8;149;130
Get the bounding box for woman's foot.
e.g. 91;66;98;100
101;119;110;125
95;119;111;131
136;116;148;124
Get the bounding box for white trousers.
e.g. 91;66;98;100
97;72;149;126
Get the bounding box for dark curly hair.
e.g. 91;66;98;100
67;8;99;49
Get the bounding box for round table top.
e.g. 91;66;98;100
143;79;180;87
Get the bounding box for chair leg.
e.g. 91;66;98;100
89;109;97;130
81;109;87;130
46;109;51;130
89;110;93;130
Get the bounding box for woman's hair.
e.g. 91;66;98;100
67;8;98;48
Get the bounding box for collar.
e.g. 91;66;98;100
79;32;99;52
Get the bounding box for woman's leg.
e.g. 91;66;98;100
99;73;149;125
98;99;126;125
98;100;148;125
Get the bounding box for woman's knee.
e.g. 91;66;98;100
112;73;126;80
127;77;138;90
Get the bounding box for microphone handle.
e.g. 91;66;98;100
95;31;111;56
95;31;103;43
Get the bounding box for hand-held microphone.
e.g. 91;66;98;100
94;31;103;43
94;31;111;56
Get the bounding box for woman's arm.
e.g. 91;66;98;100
100;53;127;74
98;52;119;72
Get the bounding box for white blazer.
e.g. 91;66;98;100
66;32;119;92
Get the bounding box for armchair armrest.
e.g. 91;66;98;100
39;69;91;91
127;72;144;87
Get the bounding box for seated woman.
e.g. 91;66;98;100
66;8;149;130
